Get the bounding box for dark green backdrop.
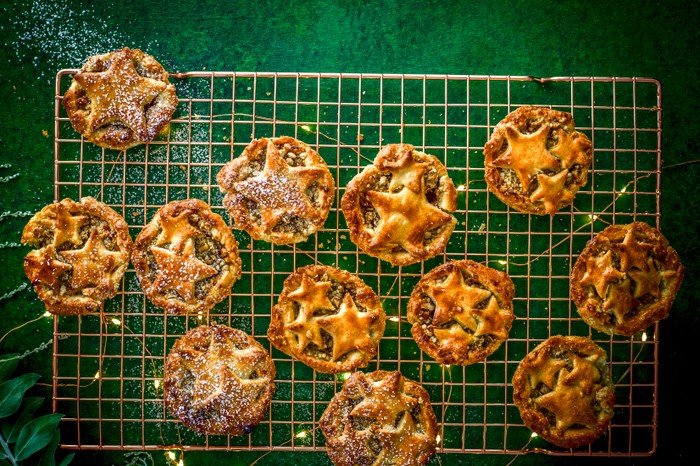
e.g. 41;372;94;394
1;1;698;465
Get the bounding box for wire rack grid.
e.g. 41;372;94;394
51;71;663;458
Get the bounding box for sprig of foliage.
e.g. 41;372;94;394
0;354;73;466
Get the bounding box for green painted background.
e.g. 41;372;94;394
1;1;698;465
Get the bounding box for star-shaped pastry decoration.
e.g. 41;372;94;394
24;246;72;287
376;412;434;464
472;296;509;339
60;230;122;290
316;293;377;361
627;258;663;299
490;124;561;191
579;250;626;299
434;324;474;359
611;228;654;272
603;279;640;323
232;139;326;231
52;205;87;247
285;275;333;351
74;49;167;141
156;210;202;251
550;129;591;169
428;267;491;329
536;355;601;433
526;350;568;391
350;371;418;424
367;186;454;258
150;239;217;303
383;148;430;193
529;170;574;215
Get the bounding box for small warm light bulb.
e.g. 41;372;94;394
295;431;308;439
436;434;442;443
388;316;400;322
589;214;598;221
340;372;351;381
111;318;121;325
178;460;183;466
497;260;507;265
531;432;538;438
154;380;161;389
94;371;101;379
642;332;648;342
300;125;313;132
457;185;466;192
168;451;176;461
43;311;52;317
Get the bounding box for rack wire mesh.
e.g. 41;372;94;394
52;71;662;457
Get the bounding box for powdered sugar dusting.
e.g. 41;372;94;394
6;0;158;84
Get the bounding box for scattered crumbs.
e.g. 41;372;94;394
319;243;324;248
357;134;364;142
41;129;49;138
340;234;347;240
247;86;252;91
202;66;207;71
342;256;347;261
266;91;271;96
131;211;139;217
12;86;16;91
180;165;186;171
425;364;431;371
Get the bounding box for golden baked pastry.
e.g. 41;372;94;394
512;335;616;449
341;143;458;266
163;324;275;436
216;136;335;245
319;370;438;466
62;47;178;150
570;222;684;336
483;106;592;215
21;197;133;315
132;199;241;315
267;265;385;373
407;260;515;365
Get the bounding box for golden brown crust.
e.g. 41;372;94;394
570;222;685;336
21;197;133;315
483;106;592;216
62;47;178;151
319;370;438;466
512;335;616;449
407;260;515;365
131;199;241;315
267;265;386;373
341;144;458;266
163;324;275;436
216;136;335;245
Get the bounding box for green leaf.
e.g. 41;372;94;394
0;355;19;382
0;458;11;466
58;452;75;466
0;450;6;460
0;373;41;419
14;413;63;461
5;396;44;442
37;428;59;466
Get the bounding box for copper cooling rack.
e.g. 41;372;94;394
52;72;663;457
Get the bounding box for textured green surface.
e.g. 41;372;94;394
1;1;699;465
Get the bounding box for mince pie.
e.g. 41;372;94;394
22;197;133;315
62;47;178;150
267;265;385;373
512;335;616;449
320;370;438;466
484;106;592;215
407;260;515;365
341;143;458;266
216;136;335;245
163;324;276;436
570;221;684;336
132;199;242;315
